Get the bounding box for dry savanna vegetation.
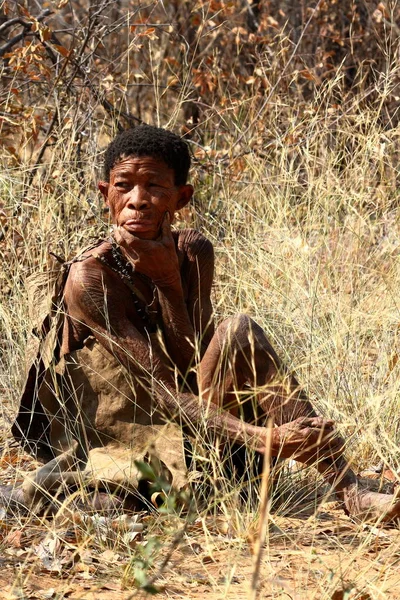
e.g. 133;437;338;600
1;0;400;598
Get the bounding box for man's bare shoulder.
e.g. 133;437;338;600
173;228;214;263
65;240;125;298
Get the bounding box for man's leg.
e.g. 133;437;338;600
198;314;318;423
198;314;400;522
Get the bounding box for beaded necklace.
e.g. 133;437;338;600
95;238;158;333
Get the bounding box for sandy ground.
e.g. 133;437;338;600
1;439;400;599
1;496;400;599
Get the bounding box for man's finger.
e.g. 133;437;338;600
113;228;129;248
309;417;335;429
160;212;173;241
116;226;147;251
114;226;136;244
114;228;144;261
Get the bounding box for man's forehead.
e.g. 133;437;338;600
112;155;170;172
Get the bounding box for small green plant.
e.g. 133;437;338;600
125;537;163;595
122;458;194;594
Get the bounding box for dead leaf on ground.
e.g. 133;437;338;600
35;535;71;574
3;585;41;600
331;588;372;600
97;549;120;563
202;555;215;564
37;589;56;599
5;530;23;548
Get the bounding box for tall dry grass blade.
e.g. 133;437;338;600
249;418;273;600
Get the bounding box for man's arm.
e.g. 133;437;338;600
65;259;268;452
114;219;214;376
68;243;341;461
157;230;215;373
177;229;215;345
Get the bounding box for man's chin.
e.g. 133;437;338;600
121;223;159;240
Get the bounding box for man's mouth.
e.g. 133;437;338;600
123;219;155;232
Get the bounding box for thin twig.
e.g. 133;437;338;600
222;0;323;158
0;17;29;35
23;1;138;195
0;9;52;57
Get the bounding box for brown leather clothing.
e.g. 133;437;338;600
12;229;214;491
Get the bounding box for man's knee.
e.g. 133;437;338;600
217;313;266;348
217;313;253;334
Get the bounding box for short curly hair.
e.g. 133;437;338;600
103;125;191;185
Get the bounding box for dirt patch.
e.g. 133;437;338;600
1;503;400;599
1;446;400;599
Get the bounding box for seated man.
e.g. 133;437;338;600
6;125;400;520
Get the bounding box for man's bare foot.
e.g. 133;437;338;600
0;484;30;514
0;484;124;516
73;491;124;514
344;482;400;523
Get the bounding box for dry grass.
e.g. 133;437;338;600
2;5;400;597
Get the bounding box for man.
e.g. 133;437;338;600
6;125;400;520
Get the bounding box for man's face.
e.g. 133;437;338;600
98;155;193;240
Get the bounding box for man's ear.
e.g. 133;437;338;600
98;181;109;204
176;184;194;210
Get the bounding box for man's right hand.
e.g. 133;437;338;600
114;213;182;288
260;416;345;459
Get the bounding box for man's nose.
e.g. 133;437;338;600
126;185;150;210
